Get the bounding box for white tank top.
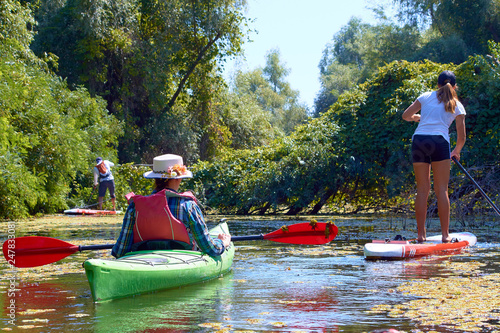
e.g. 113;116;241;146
413;91;466;143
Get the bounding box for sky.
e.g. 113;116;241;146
223;0;387;110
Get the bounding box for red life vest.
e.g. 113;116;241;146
132;189;198;247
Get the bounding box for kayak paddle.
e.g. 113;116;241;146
231;221;338;245
3;222;338;268
452;157;500;216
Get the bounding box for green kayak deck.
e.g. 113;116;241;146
84;222;234;302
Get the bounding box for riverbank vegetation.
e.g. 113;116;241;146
1;0;499;219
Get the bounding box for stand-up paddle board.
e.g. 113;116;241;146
364;232;477;260
64;208;120;215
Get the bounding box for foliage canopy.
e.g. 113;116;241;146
1;0;499;219
190;42;500;216
0;0;121;219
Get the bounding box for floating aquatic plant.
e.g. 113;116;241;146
369;260;500;332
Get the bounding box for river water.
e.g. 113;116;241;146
1;214;499;332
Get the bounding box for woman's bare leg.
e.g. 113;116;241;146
431;159;451;243
413;162;431;242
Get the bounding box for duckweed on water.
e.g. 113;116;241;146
198;318;287;332
273;243;362;257
369;260;500;332
3;214;499;332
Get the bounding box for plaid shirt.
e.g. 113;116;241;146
112;190;225;258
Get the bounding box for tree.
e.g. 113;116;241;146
190;118;346;215
314;63;361;117
191;52;500;216
314;17;420;116
393;0;500;55
321;18;368;68
456;41;500;166
0;0;121;219
29;0;249;163
218;92;278;150
262;49;290;93
232;49;309;134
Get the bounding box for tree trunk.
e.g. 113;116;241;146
285;205;303;215
309;187;337;215
166;32;222;111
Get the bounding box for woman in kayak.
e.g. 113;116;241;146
112;154;231;258
402;70;466;243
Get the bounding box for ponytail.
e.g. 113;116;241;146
437;83;458;113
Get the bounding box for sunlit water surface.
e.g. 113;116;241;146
1;215;499;332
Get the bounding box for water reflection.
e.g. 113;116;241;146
0;276;91;331
1;215;496;332
94;276;235;333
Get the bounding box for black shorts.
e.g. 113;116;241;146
411;135;450;164
98;180;116;198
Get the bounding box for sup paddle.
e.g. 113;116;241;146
452;157;500;216
84;185;97;208
3;222;338;268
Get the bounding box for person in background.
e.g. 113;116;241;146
402;70;466;243
93;157;116;211
112;153;231;258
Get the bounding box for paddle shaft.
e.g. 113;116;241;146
11;230;330;255
15;244;114;256
80;244;115;251
231;235;264;241
86;186;96;206
5;235;310;267
20;233;324;254
11;236;307;258
452;157;500;216
6;222;337;267
60;235;322;247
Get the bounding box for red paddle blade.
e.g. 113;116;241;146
3;236;79;268
263;222;338;245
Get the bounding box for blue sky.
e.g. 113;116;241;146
223;0;390;110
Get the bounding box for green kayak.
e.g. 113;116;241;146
84;222;234;302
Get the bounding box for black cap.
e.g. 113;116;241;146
438;70;456;86
96;157;103;164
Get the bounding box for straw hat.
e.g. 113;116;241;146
143;154;193;179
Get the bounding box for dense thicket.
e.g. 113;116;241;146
28;0;256;163
0;0;121;218
1;0;499;218
314;0;500;116
190;42;500;215
395;0;500;56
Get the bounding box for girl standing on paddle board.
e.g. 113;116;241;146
402;70;466;243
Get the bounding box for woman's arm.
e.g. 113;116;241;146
451;114;466;161
402;100;422;122
93;168;99;186
186;202;226;256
